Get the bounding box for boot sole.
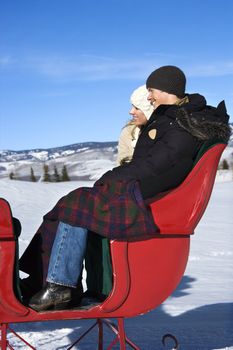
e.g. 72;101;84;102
29;299;72;312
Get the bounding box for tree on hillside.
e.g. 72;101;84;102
61;165;70;181
222;159;229;170
9;171;15;180
53;165;60;182
43;164;51;182
30;167;37;182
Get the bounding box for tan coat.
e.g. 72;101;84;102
116;123;141;166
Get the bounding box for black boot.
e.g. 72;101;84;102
20;276;42;304
28;282;82;312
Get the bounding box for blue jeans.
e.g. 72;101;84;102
47;222;88;288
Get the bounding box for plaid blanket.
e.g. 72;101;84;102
45;180;158;239
19;180;158;283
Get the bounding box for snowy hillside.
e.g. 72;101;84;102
0;142;118;181
0;139;233;182
0;176;232;349
228;123;233;147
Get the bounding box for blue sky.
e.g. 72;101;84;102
1;0;233;150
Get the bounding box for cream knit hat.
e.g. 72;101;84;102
130;84;154;120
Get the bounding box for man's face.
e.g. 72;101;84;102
147;88;169;109
129;106;148;126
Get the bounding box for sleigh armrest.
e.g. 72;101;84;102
0;198;15;240
0;198;29;318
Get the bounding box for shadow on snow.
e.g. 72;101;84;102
10;275;233;349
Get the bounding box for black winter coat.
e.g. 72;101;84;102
97;94;230;199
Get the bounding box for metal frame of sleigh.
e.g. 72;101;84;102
0;142;226;350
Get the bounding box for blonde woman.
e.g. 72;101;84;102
117;85;154;165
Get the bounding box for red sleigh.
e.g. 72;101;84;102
0;143;226;349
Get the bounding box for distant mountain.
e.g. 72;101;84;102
0;141;118;181
0;141;118;162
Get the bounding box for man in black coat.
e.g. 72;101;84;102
23;65;231;312
96;65;230;199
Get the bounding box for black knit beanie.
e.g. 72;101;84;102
146;65;186;97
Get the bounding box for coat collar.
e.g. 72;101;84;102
149;93;207;121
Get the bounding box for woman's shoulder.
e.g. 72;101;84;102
119;122;138;139
122;122;137;132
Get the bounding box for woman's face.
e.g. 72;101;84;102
129;106;147;126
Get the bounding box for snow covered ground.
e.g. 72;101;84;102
0;176;232;349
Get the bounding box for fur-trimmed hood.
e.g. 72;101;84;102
176;94;231;143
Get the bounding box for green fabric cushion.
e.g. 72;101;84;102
85;231;113;298
193;139;226;166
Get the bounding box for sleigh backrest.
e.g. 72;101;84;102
149;142;226;235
